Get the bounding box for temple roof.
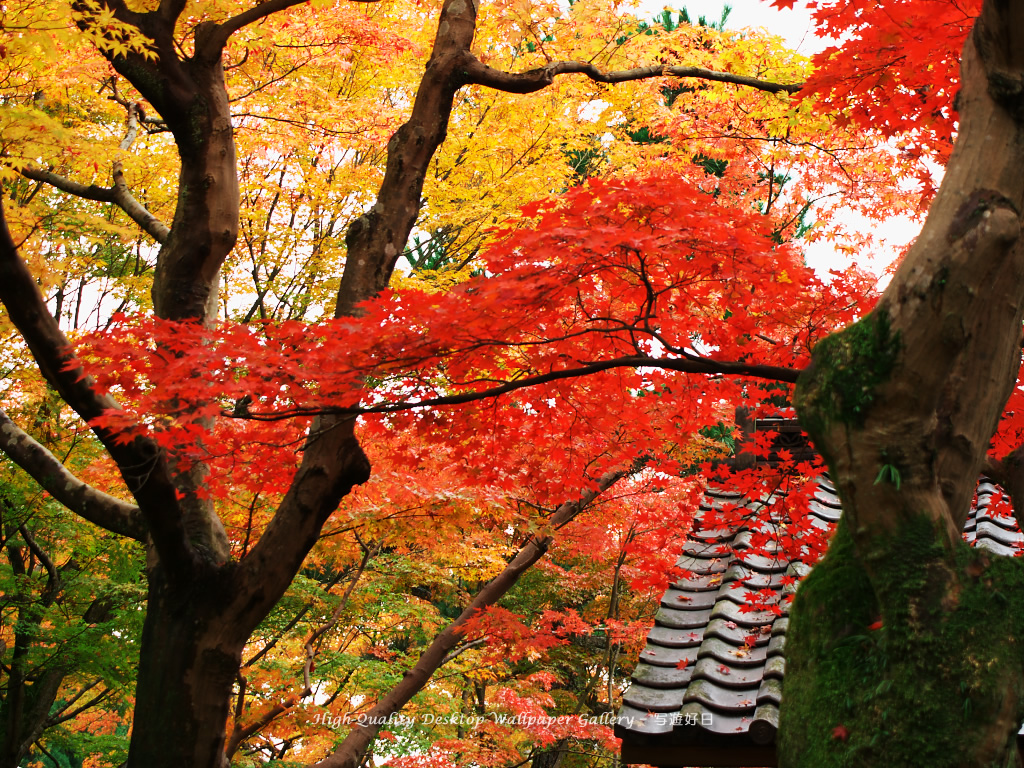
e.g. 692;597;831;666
615;437;1023;767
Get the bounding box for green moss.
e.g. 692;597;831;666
794;311;901;440
780;516;1024;768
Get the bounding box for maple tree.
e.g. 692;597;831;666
2;0;1023;767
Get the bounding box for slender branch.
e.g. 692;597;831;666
0;411;145;541
18;524;60;604
309;466;632;768
46;685;111;727
463;55;803;95
32;741;61;768
46;680;100;722
304;545;374;658
242;606;311;669
226;545;374;757
440;637;485;666
231;354;801;422
226;697;301;758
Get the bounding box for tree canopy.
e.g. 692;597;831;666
2;0;1024;767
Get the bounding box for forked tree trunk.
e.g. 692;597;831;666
782;2;1024;766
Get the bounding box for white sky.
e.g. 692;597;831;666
629;0;924;283
638;0;826;53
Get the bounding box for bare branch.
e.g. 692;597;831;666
18;524;60;604
242;606;311;669
228;701;299;756
225;551;375;757
21;101;170;244
19;167;115;204
230;354;801;422
440;637;486;666
46;685;111;727
463;55;802;95
303;544;373;659
0;410;146;541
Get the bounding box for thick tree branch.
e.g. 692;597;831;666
0;202;192;571
201;0;309;58
309;466;632;768
19;100;168;244
0;410;146;541
21;163;169;246
463;56;803;95
221;0;483;646
110;103;171;243
334;0;479;317
225;417;370;638
75;5;239;324
157;0;188;25
796;0;1024;555
202;0;380;59
19;168;115;204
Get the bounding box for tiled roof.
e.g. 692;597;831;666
615;475;1023;767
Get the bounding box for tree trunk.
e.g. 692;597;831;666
782;2;1024;766
530;740;569;768
0;657;64;768
126;567;243;768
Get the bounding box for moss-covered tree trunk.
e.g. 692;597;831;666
782;2;1024;766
